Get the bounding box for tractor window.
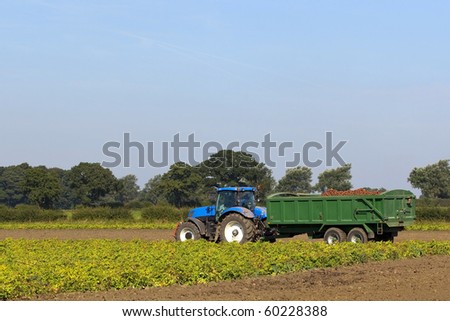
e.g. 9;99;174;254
239;191;255;210
216;191;237;215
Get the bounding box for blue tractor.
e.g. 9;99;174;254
174;187;269;244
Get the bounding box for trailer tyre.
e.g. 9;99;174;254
175;222;201;242
347;227;368;243
220;213;255;244
324;227;346;244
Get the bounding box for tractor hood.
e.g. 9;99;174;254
189;205;216;218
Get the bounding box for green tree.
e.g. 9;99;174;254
315;164;352;192
197;150;275;202
98;174;140;207
48;168;77;209
23;166;62;209
66;162;118;206
275;167;313;193
408;160;450;198
0;163;30;207
159;162;202;208
140;174;165;205
117;174;140;204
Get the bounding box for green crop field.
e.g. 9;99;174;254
1;239;449;300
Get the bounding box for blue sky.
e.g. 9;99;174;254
1;0;449;193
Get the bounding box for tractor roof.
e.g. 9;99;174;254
217;187;256;192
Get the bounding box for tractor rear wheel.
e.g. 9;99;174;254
175;222;201;242
220;214;255;244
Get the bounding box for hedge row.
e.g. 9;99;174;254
0;205;65;222
71;207;132;220
0;205;189;222
141;205;189;222
416;198;450;207
415;206;450;221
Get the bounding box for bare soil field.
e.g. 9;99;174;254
3;229;448;301
1;229;449;242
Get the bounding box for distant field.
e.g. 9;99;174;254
0;220;177;230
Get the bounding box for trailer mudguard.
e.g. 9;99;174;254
362;224;375;239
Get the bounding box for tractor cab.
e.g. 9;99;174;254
215;187;256;219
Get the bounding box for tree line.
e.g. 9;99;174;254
0;162;128;209
0;150;448;209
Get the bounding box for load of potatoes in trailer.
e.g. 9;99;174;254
266;189;416;243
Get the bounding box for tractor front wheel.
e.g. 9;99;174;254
220;214;255;244
175;222;201;242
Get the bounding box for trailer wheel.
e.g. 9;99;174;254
347;227;368;243
175;222;201;242
220;213;255;244
324;227;346;244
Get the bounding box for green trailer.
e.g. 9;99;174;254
266;189;416;243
